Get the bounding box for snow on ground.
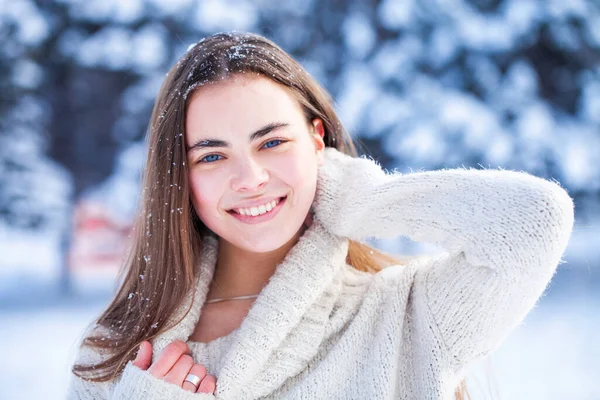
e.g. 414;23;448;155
1;284;598;400
467;291;600;400
0;301;107;400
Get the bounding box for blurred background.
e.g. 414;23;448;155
1;0;599;399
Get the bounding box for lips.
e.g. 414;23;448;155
227;196;287;224
228;196;286;214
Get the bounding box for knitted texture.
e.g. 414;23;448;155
68;147;574;399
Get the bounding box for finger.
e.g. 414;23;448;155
148;340;190;377
164;354;194;386
182;363;209;393
132;341;152;371
197;373;216;394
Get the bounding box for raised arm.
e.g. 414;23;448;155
314;148;574;368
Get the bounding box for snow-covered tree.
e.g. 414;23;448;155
1;0;598;262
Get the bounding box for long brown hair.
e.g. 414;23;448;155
73;31;471;399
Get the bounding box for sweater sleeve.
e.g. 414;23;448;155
314;148;574;367
67;333;216;399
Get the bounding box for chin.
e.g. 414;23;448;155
239;228;301;253
214;222;303;254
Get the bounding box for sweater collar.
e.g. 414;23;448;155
152;220;349;399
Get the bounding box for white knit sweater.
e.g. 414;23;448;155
68;148;574;399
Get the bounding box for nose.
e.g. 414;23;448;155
230;157;269;192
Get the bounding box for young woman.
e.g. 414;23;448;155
69;32;574;400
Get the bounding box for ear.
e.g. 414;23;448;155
311;118;326;166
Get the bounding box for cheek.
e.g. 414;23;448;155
274;153;319;198
189;172;225;217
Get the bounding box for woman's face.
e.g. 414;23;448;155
185;75;325;253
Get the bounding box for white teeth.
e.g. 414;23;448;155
235;198;281;217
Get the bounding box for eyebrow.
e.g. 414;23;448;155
186;122;290;153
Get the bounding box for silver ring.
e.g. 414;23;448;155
184;373;201;388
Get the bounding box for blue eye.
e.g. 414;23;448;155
200;154;223;163
198;139;285;164
263;139;282;149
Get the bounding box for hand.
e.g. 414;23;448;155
133;340;217;394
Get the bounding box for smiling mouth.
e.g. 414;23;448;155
228;196;287;217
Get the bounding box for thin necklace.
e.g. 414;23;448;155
205;294;259;304
205;216;310;306
207;277;262;304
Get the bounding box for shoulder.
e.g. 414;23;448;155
336;253;435;294
72;323;115;366
335;254;434;311
67;324;119;400
373;255;435;288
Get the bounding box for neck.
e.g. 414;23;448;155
207;228;303;301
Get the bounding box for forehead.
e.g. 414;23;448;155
185;75;304;134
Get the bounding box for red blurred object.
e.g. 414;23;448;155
68;200;132;281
